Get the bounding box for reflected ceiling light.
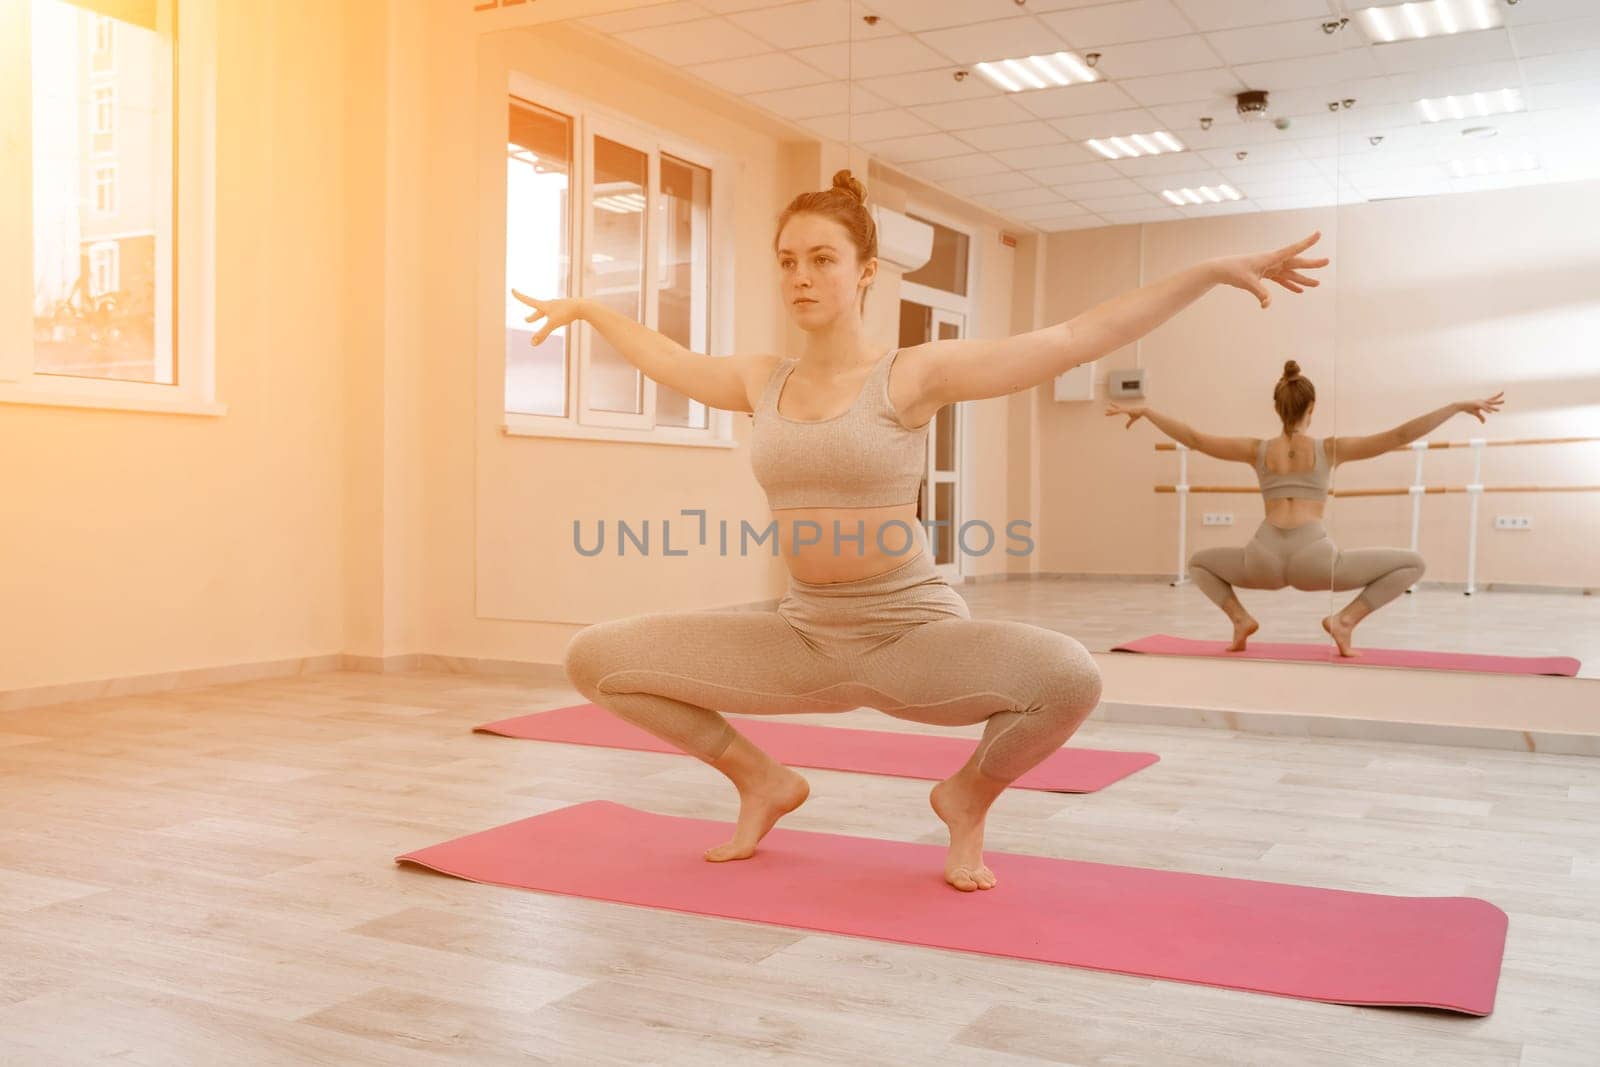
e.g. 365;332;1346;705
1417;87;1522;123
1356;0;1502;43
1161;184;1242;205
975;51;1099;93
1087;130;1186;160
594;193;646;214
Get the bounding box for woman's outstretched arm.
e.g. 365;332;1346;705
1326;392;1505;465
1105;403;1258;463
902;232;1328;414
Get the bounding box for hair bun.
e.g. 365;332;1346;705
1282;359;1301;380
831;169;867;204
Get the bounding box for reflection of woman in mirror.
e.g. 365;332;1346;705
1108;364;1503;656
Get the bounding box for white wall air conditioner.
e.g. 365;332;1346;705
871;205;934;273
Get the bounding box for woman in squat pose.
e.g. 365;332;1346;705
1107;363;1502;655
516;170;1327;891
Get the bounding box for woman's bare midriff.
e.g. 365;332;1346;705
771;501;925;584
1264;497;1326;530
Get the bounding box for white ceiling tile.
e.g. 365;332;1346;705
1013;81;1141;118
857;131;975;162
797;114;849;140
1371;31;1517;76
1051;178;1150;199
791;43;852;79
1080;192;1170;211
1511;18;1600;58
844;108;943;141
902;153;1015;180
1179;199;1258;215
581;2;713;34
1172;0;1335;33
991;142;1102;168
1134;167;1229;189
685;52;833;95
857;69;998;106
846;0;1005;33
1021;161;1127;183
615;18;772;67
1196;139;1308;166
1010;201;1092;220
1119;68;1247;106
1219;159;1329;183
955;121;1072;151
1101;206;1187;223
746;81;892;119
941;171;1044;195
726;0;866;48
1387;62;1523;101
1038;2;1195;46
972;187;1072;209
1521;50;1600;85
696;0;783;11
1220;176;1332;198
1205;20;1351;66
845;34;959;77
1046;108;1167;140
909;95;1042;131
1503;0;1600;25
1090;36;1226;79
1253;193;1341;211
914;17;1072;66
1525;81;1600;110
1232;49;1382;92
1110;151;1211;175
1034;215;1112;231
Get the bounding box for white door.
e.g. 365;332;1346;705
923;308;965;582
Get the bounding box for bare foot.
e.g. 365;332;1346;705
1322;613;1361;657
929;776;999;892
703;767;810;862
1228;614;1259;652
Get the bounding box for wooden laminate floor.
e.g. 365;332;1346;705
2;670;1597;1065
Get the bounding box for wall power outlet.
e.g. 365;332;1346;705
1494;516;1533;530
1202;513;1234;527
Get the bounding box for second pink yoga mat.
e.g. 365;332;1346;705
476;704;1158;793
397;801;1507;1015
1112;634;1580;676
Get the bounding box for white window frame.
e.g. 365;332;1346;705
489;70;736;449
92;84;115;138
94;14;115;66
0;0;224;417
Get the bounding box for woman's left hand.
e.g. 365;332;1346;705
1212;231;1329;309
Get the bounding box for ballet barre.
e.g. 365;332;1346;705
1156;437;1600;594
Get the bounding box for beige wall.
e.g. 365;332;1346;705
1036;181;1600;589
2;0;380;692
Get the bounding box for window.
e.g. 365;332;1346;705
4;0;217;409
92;163;117;215
92;13;113;71
499;74;728;445
904;213;970;297
91;84;114;153
88;240;119;297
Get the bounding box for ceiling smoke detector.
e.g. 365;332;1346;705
1236;90;1270;122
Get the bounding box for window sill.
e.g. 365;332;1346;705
501;419;739;449
0;383;227;417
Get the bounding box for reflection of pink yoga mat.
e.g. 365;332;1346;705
1112;634;1580;677
476;704;1157;793
397;801;1507;1015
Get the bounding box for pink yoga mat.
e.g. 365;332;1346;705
476;704;1158;793
397;801;1507;1015
1113;634;1581;676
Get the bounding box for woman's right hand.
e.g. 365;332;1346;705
1458;391;1505;423
1105;402;1147;428
511;290;586;346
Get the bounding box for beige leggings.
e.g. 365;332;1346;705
1188;519;1426;613
563;549;1103;783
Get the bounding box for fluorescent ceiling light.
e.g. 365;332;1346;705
1355;0;1503;43
975;51;1099;93
1161;184;1242;205
1416;88;1522;123
1086;130;1188;160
